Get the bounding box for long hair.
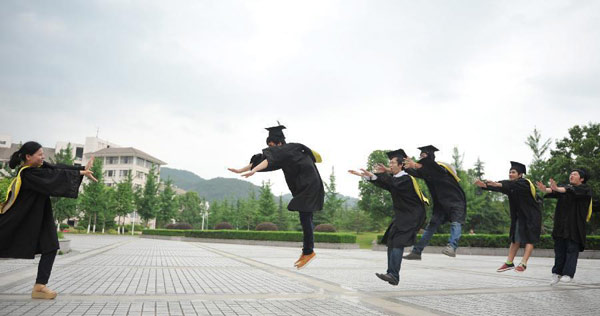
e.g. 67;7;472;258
9;141;42;169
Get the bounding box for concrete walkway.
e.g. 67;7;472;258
0;235;598;315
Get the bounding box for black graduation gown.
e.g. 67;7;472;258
406;157;466;224
545;184;592;251
0;162;84;259
370;173;426;248
483;178;542;244
250;143;324;212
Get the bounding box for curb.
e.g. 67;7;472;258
371;244;600;259
141;235;360;249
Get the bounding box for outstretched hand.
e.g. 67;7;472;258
374;163;389;173
536;181;547;192
228;168;242;174
549;178;559;191
85;156;95;171
241;170;256;178
474;179;487;188
403;157;416;169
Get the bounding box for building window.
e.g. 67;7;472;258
136;158;146;167
106;157;119;164
106;170;115;177
75;147;83;159
120;156;133;164
145;160;153;168
0;141;6;145
136;171;146;179
120;170;130;177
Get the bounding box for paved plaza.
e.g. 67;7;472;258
0;235;599;316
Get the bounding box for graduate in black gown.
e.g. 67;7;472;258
228;125;324;269
536;169;593;285
0;142;97;299
402;145;466;259
475;161;542;273
349;149;427;285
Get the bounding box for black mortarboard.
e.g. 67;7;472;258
510;161;526;174
418;145;439;154
573;168;589;183
265;125;286;143
386;149;408;160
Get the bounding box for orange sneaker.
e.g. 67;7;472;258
294;252;316;270
31;285;57;300
294;253;304;266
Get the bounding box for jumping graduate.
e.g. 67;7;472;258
536;169;593;285
475;161;542;273
228;125;324;269
0;142;97;299
349;149;427;286
403;145;467;259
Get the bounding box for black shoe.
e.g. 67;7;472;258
375;273;399;286
403;252;421;260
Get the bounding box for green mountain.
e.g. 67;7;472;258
159;167;358;207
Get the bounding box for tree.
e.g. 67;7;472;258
176;191;205;228
357;150;393;230
49;143;79;230
101;186;118;233
525;127;552;183
137;164;160;225
317;166;345;226
156;180;178;228
451;146;464;171
115;173;135;234
276;194;287;231
257;181;277;223
79;158;106;233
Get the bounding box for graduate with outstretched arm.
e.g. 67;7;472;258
349;149;427;286
0;142;97;299
536;169;593;285
475;161;542;273
228;125;324;269
402;145;466;259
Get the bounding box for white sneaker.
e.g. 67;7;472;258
561;276;572;283
550;274;561;286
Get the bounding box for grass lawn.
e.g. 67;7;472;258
355;232;382;249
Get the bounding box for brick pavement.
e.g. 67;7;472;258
0;234;598;315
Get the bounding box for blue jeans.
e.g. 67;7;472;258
387;247;404;281
552;238;580;278
412;221;462;255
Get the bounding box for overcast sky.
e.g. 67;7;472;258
1;0;599;198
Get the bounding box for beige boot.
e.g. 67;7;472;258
31;284;57;299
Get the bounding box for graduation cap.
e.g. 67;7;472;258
418;145;439;154
386;149;408;160
510;161;526;174
265;124;286;144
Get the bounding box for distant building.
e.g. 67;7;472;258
86;147;166;189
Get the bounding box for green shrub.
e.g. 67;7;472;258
59;223;70;230
57;231;64;239
376;234;600;250
142;229;357;243
0;177;11;203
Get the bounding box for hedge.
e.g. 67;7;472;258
376;234;600;250
143;229;356;243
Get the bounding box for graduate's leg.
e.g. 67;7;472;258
552;238;567;275
521;243;534;264
298;211;314;255
448;222;462;250
507;242;520;263
386;247;404;281
412;218;442;255
562;240;580;278
35;250;57;285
